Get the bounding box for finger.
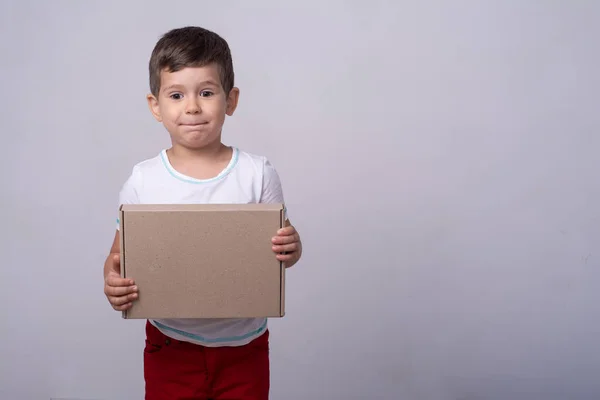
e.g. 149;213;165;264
272;243;298;253
105;284;138;297
272;233;299;245
108;292;138;306
276;226;296;236
276;251;295;260
113;302;133;311
106;274;135;287
275;253;294;269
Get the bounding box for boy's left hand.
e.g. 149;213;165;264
272;225;302;268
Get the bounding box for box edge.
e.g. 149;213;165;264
280;203;286;317
119;206;128;319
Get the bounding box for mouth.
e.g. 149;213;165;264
180;122;209;128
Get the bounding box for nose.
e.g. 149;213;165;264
185;97;201;114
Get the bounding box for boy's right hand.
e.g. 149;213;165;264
104;254;138;311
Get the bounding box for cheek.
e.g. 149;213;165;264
206;102;227;121
159;106;181;123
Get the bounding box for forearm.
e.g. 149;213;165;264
104;252;117;279
104;231;121;279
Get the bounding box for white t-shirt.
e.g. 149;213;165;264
115;146;286;347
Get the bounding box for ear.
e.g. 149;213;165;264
226;87;240;116
147;93;162;122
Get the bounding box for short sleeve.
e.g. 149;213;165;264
259;158;289;221
115;166;141;230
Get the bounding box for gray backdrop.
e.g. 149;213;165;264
2;1;599;399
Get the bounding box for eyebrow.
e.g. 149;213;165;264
162;81;220;92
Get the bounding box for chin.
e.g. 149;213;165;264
181;137;221;150
167;127;221;149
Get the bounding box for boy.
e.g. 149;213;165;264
103;26;302;400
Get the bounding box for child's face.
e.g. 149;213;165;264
147;64;239;150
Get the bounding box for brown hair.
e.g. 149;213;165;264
148;26;235;97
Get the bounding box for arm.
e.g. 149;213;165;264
103;230;138;311
103;231;120;280
259;157;303;268
104;166;141;311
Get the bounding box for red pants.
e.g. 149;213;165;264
143;321;270;400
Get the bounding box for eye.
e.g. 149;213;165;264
170;93;183;100
200;90;214;97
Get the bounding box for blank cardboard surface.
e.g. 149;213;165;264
119;203;285;319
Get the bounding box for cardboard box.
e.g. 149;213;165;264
118;203;286;319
